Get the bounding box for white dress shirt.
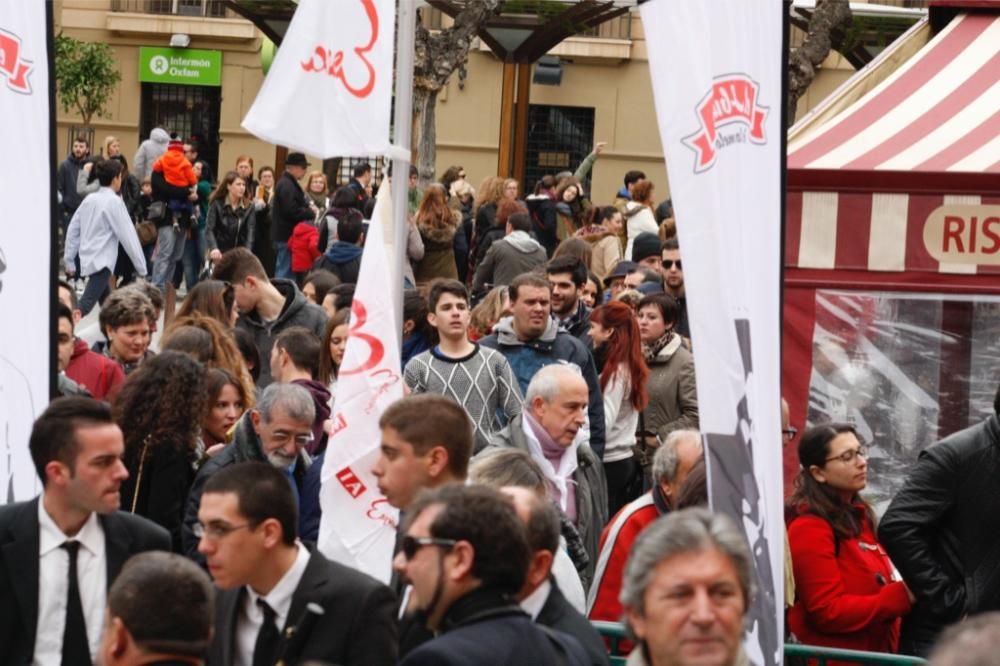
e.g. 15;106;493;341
34;501;107;666
519;579;552;621
235;542;311;665
63;186;147;277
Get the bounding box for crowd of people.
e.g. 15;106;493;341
5;131;998;665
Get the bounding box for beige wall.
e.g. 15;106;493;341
54;0;282;175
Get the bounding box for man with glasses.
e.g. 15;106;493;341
393;484;590;665
197;462;396;665
182;383;317;560
659;238;690;339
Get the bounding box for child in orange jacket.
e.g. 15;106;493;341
152;136;198;224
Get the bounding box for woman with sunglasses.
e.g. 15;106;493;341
788;423;913;655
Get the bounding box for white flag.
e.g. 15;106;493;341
317;183;402;584
0;1;49;503
242;0;393;157
640;1;784;664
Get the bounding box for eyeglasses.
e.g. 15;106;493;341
782;427;798;442
662;259;682;270
193;521;255;541
269;432;314;447
401;535;457;560
825;445;868;464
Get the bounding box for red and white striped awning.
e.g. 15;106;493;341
788;12;1000;174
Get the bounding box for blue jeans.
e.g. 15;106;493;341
275;241;292;279
180;227;206;290
152;225;186;290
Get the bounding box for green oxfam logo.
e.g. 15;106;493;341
139;47;221;87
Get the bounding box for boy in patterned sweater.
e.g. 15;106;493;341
403;279;524;452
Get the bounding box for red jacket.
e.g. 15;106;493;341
152;145;197;188
65;338;125;401
289;221;321;272
587;486;669;622
788;507;911;655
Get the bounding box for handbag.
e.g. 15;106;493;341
135;220;158;245
146;200;168;225
129;438;151;513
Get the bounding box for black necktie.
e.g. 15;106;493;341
253;599;281;666
61;541;92;666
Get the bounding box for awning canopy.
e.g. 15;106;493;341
788;12;1000;181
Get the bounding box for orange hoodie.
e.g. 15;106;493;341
152;144;197;188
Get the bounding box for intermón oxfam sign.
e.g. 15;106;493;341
139;47;222;86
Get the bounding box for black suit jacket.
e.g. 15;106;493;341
207;545;397;666
536;581;611;666
0;497;172;665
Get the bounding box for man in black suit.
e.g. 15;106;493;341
503;486;609;666
0;397;171;665
196;462;397;665
394;484;591;665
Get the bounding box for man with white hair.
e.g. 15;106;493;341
587;430;703;622
620;507;752;666
487;363;608;586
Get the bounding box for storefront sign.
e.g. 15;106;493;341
924;204;1000;264
139;47;221;86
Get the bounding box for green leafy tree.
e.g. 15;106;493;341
54;34;121;127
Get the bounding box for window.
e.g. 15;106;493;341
525;104;595;195
806;289;1000;511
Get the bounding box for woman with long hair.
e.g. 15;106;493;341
413;184;460;285
469;285;511;341
554;177;585;241
200;367;247;455
472;176;505;247
206;171;255;262
304;170;330;218
582;271;604;309
176;279;238;329
318;309;350;401
624;179;659;259
161;313;255;406
115;351;208;552
590;301;650;516
788;423;913;654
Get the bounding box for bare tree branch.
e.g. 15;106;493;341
787;0;853;126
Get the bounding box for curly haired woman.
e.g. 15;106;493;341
115;350;209;552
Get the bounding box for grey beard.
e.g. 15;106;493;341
267;451;296;470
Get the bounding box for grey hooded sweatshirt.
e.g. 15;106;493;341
472;230;548;293
133;127;170;180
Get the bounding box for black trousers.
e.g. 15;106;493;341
604;456;639;519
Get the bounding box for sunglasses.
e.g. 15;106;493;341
662;259;682;270
401;535;457;560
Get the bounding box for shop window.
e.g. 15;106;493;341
140;83;221;177
806;290;1000;511
525;104;594;195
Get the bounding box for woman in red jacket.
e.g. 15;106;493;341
788;423;913;655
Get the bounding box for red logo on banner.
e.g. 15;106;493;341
0;29;33;94
338;299;385;376
682;74;768;173
300;0;379;98
366;498;398;528
336;466;367;498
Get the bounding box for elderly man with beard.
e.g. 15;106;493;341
183;383;316;561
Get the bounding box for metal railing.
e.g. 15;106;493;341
420;6;632;40
110;0;228;18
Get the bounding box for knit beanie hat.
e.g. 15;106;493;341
631;232;661;263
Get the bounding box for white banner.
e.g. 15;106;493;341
640;1;784;664
0;1;49;503
242;0;393;158
318;183;402;584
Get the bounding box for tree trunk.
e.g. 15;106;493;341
787;0;853;126
413;87;439;189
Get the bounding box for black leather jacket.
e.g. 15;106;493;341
205;198;255;252
879;414;1000;646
